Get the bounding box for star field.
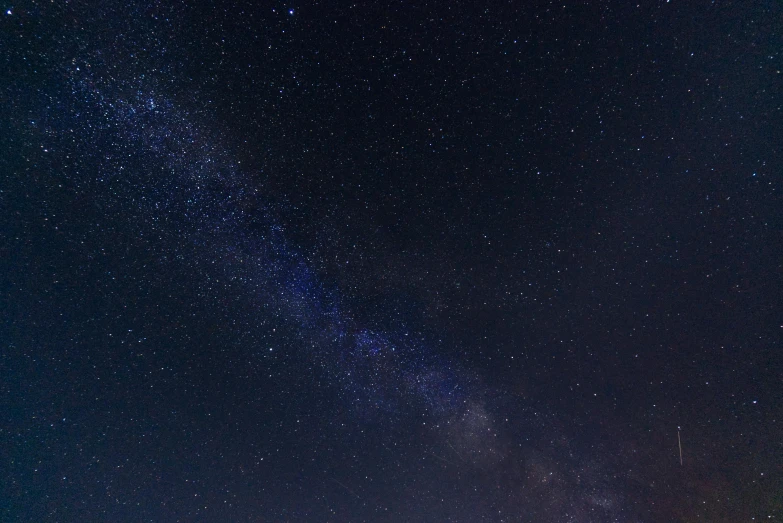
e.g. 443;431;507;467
1;1;781;521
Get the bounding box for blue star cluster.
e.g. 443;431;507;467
53;66;474;421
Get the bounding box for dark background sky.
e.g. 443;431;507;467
2;1;781;521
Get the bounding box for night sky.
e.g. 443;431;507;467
2;1;781;521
